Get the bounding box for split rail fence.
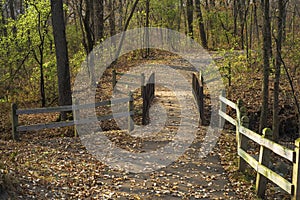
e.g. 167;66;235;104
11;93;134;141
219;93;300;200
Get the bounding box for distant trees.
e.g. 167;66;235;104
1;0;300;137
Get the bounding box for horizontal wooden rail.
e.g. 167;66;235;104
218;110;237;126
17;121;74;132
16;97;132;115
112;70;144;90
117;81;140;87
219;95;237;110
218;93;300;199
17;104;73;115
17;111;134;132
239;126;295;163
12;95;134;140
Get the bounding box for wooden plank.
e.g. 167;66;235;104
17;121;74;132
238;148;258;170
17;111;133;132
260;136;294;163
17;98;131;115
17;104;73;115
239;126;294;162
239;126;262;144
73;111;134;125
79;97;131;110
219;95;237;110
257;164;294;194
256;128;272;198
218;110;237;125
239;116;250;172
117;81;140;86
292;138;300;199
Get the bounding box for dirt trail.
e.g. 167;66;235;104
0;54;240;199
94;55;237;199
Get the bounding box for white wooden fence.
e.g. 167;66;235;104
219;93;300;199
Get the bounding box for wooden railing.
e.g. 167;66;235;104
11;93;134;141
192;72;204;125
142;73;155;125
112;69;144;90
219;93;300;200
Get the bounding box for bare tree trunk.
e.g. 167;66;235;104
273;0;287;140
186;0;194;39
115;0;139;59
259;0;271;133
195;0;208;49
118;0;123;31
182;0;188;35
94;0;104;42
233;0;238;36
252;0;260;46
83;0;94;53
108;0;116;38
50;0;72;120
145;0;150;57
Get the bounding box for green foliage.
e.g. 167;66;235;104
150;0;180;29
0;0;85;105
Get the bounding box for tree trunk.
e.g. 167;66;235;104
195;0;207;49
82;0;94;53
186;0;194;39
259;0;271;133
118;0;123;31
233;0;238;36
144;0;150;57
94;0;104;42
115;0;139;59
182;0;188;35
50;0;72;120
108;0;116;38
273;0;287;140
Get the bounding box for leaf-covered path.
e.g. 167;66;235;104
1;53;243;199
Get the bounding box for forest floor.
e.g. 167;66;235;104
0;51;296;199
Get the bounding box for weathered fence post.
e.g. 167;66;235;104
11;103;19;141
112;69;117;89
292;138;300;200
199;72;204;125
73;99;79;137
238;115;250;172
151;73;155;98
256;128;273;198
141;73;145;96
142;84;147;125
219;90;226;128
128;92;134;132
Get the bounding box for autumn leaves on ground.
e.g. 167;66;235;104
0;51;296;199
2;0;300;199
